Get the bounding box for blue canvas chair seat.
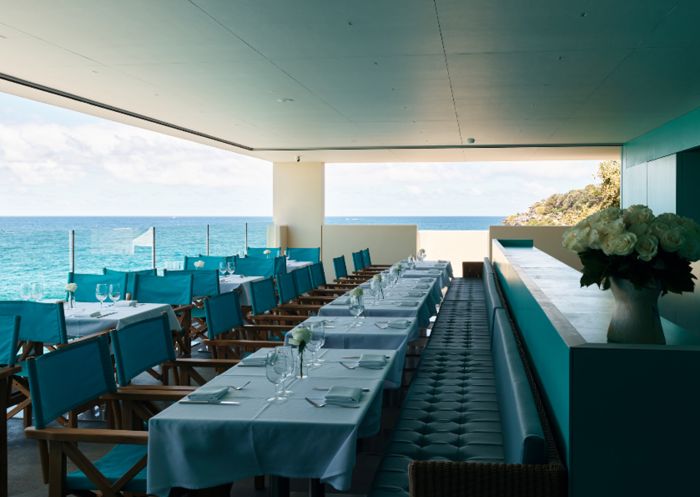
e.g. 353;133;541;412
286;247;321;263
66;444;147;493
24;335;150;496
247;247;281;258
103;268;157;299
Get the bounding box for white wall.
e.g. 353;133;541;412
321;225;417;279
418;230;489;277
272;162;324;248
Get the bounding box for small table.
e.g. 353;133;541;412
0;366;20;497
63;302;180;337
148;348;397;496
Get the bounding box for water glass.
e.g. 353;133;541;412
95;284;108;307
30;281;44;301
349;294;365;327
308;322;326;366
20;283;32;301
265;349;288;403
218;261;228;277
108;284;121;305
227;261;236;274
277;346;296;395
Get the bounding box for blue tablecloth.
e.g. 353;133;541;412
147;348;397;496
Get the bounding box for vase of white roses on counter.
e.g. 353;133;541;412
563;205;700;344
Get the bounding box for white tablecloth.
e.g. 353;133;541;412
148;347;396;496
219;275;264;306
286;260;313;272
64;302;180;337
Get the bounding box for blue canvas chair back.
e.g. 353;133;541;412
309;262;327;288
275;272;298;305
103;268;156;298
352;251;365;272
0;316;20;366
110;315;174;386
286;248;321;263
234;257;274;278
333;256;348;279
0;301;66;345
361;248;371;267
249;278;278;315
164;269;219;298
133;273;193;306
274;255;287;276
26;335;116;428
204;292;244;339
247;247;281;258
68;272;128;303
292;267;313;295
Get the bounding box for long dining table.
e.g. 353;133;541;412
147;348;399;496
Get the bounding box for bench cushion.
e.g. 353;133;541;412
492;308;546;464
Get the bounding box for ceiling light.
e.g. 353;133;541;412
277;97;294;103
466;138;476;144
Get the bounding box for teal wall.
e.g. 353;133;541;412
623;106;700;167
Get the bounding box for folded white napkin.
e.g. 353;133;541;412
187;386;229;402
325;385;362;404
330;297;350;305
114;300;137;307
71;310;104;318
399;301;419;307
239;356;267;367
359;354;388;369
388;320;411;329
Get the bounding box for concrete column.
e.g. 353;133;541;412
272;161;324;249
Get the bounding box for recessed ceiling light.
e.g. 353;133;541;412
277;97;294;103
580;11;588;17
466;137;476;144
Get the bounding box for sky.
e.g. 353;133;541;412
0;91;601;217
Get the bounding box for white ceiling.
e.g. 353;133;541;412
1;0;698;162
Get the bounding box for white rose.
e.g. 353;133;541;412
597;217;626;237
289;326;311;346
194;260;205;268
623;205;655;226
65;283;78;293
597;207;623;223
627;222;649;237
373;274;382;282
263;249;271;255
601;232;637;256
562;227;580;251
678;217;700;261
658;227;684;253
587;226;603;250
635;234;659;262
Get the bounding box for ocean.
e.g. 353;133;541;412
0;215;503;299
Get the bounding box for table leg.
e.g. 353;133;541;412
309;478;325;497
267;476;289;497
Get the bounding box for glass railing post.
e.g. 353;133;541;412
151;226;157;270
68;229;75;273
206;224;210;255
245;222;248;255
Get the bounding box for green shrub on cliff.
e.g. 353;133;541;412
504;160;620;226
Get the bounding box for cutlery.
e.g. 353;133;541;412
228;380;251;391
179;400;240;405
313;387;370;392
96;311;117;318
305;397;360;408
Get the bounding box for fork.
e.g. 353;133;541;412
227;380;251;391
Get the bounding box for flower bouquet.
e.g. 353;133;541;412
288;326;311;378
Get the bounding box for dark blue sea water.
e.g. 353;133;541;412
0;216;503;299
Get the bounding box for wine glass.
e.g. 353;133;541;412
20;283;32;301
349;294;365;328
108;284;121;306
277;346;296;396
227;261;236;275
218;261;228;277
95;284;108;307
31;281;44;301
308;322;326;366
265;349;288;403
